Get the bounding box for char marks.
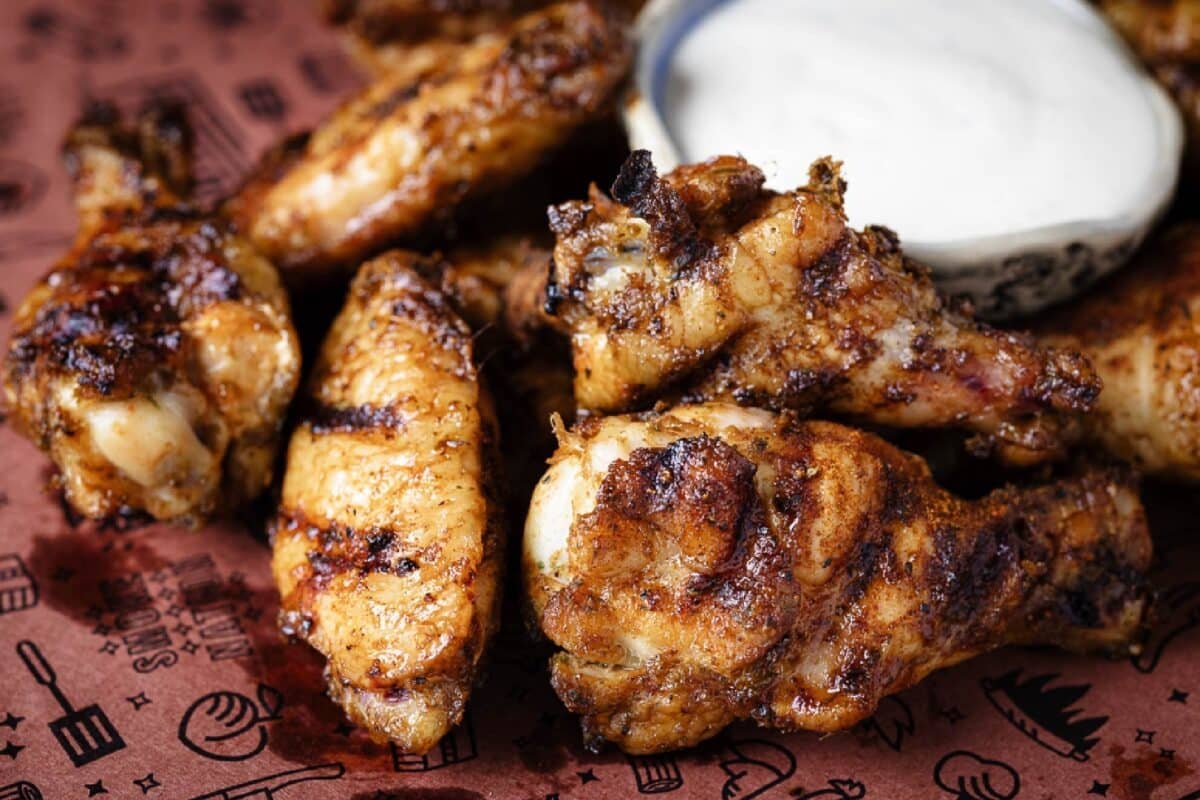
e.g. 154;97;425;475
303;402;411;434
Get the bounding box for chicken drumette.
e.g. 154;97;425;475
272;250;504;753
225;1;631;287
542;152;1100;463
3;103;300;523
1038;223;1200;481
524;404;1152;753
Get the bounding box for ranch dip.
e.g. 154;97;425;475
661;0;1165;243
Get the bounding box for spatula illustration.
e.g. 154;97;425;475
15;640;126;767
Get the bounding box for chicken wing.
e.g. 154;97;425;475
271;250;504;753
224;1;631;287
543;152;1100;463
411;235;576;502
523;403;1151;753
322;0;548;77
1038;223;1200;481
324;0;647;77
3;102;300;524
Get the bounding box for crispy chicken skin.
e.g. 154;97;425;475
322;0;642;78
523;404;1152;753
225;1;631;286
272;250;504;753
323;0;546;44
1038;224;1200;481
544;152;1100;463
2;103;300;523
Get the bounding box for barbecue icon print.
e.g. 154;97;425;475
0;555;38;616
15;640;126;767
178;685;284;761
189;762;345;799
0;781;43;800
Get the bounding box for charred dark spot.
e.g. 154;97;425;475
800;233;853;301
926;520;1019;633
366;532;394;555
780;367;841;406
305;402;410;434
611;150;716;272
367;81;421;119
543;262;565;316
278;510;422;588
5;210;245;399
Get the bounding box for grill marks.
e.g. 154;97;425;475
611;149;716;272
270;249;503;752
272;510;421;588
547;151;1104;462
225;1;632;282
303;401;411;435
6;214;243;399
531;410;1151;751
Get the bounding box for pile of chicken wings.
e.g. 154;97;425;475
5;0;1198;755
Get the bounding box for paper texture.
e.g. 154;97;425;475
0;2;1197;798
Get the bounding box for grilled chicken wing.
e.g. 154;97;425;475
272;250;504;753
413;234;550;332
543;152;1100;463
323;0;548;77
2;103;300;523
225;1;631;287
412;235;576;501
523;403;1151;753
1038;224;1200;481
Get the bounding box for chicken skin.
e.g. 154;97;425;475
272;250;504;753
2;103;300;523
323;0;549;77
1038;224;1200;481
323;0;645;78
543;152;1100;463
225;1;631;287
409;235;576;501
523;404;1152;753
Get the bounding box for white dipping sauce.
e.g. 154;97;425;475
663;0;1162;243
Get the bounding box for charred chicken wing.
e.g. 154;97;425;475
272;250;504;753
543;152;1100;463
524;404;1152;753
1039;223;1200;481
3;103;300;523
225;1;631;286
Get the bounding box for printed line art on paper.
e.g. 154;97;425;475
189;762;345;799
0;554;39;616
15;639;126;767
178;685;283;762
933;750;1020;800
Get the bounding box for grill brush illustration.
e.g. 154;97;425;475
981;670;1107;761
